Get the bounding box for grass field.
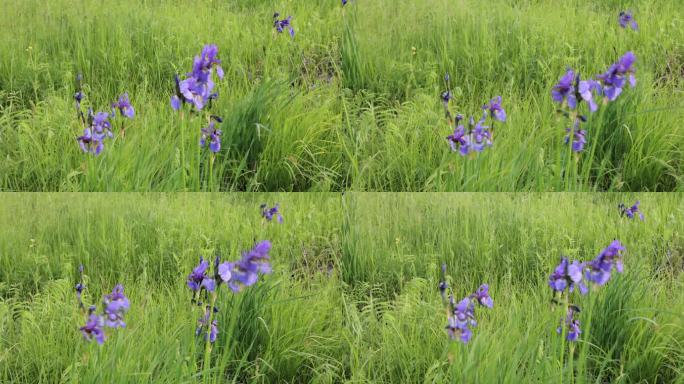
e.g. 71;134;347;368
1;193;683;383
1;0;683;191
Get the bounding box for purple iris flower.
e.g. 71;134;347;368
552;69;578;109
557;305;581;342
273;13;295;37
187;257;216;292
470;284;493;308
200;121;222;153
482;96;506;122
620;200;644;221
80;313;106;345
446;118;470;156
564;120;587;152
172;45;224;111
111;93;135;119
90;111;113;138
219;241;272;293
618;11;638;30
77;128;105;155
179;76;214;111
446;298;477;344
342;0;348;5
578;79;601;112
103;284;130;328
470;115;492;153
549;257;588;295
196;307;219;343
597;52;637;101
260;203;283;223
585;240;625;285
75;264;85;308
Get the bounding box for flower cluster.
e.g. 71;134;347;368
171;44;224;112
187;240;272;343
76;265;130;345
260;203;284;223
552;52;637;152
548;240;626;341
440;265;493;344
619;200;644;221
557;305;582;342
74;75;134;155
442;74;505;156
619;11;638;31
273;13;295;37
200;115;224;153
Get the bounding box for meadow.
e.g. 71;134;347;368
1;192;683;383
1;0;683;191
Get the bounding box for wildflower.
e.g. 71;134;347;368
219;241;272;293
76;128;105;155
578;79;601;113
470;284;493;308
619;200;644;221
597;52;637;101
200;120;222;153
446;298;476;343
273;13;295;37
187;257;217;293
446;116;469;155
585;240;625;285
557;305;581;342
552;69;577;109
103;284;130;328
196;307;219;343
618;11;638;30
172;45;224;111
564;120;587;152
80;313;106;345
549;257;588;295
482;96;506;122
90;111;113;138
469;115;492;153
111;93;135;119
342;0;348;5
260;203;283;223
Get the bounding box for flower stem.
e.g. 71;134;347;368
202;292;217;382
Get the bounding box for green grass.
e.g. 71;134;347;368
1;193;683;382
1;0;683;191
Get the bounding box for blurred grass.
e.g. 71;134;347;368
1;193;683;382
0;0;682;191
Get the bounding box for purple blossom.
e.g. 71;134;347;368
273;13;295;37
111;93;135;119
578;79;601;112
172;45;224;111
470;284;493;308
446;114;492;156
196;307;219;343
200;120;222;153
80;313;106;345
597;52;637;101
219;241;272;293
618;11;638;30
565;120;587;152
619;200;644;221
260;203;283;223
103;284;130;328
552;69;577;109
549;257;588;295
557;305;581;342
446;298;477;343
187;257;216;293
585;240;625;285
77;128;105;155
482;96;506;122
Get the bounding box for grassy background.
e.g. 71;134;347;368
1;0;683;191
1;192;683;382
